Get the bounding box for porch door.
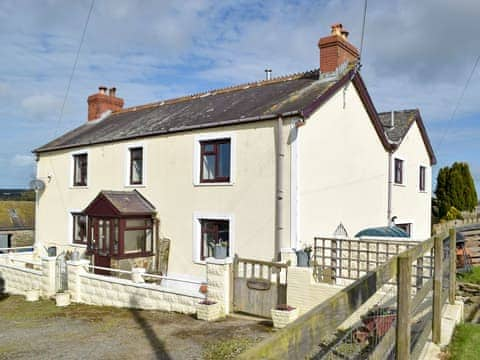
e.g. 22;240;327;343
91;218;112;275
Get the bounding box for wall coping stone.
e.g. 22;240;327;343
79;272;204;299
0;263;43;276
205;257;233;265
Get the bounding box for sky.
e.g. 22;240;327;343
0;0;479;192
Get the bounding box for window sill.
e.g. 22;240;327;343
393;183;406;187
124;184;146;188
70;186;88;189
194;182;234;187
419;190;428;194
70;243;87;248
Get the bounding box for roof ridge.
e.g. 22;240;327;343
113;69;319;116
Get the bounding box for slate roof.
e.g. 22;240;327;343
378;110;417;143
35;69;341;153
0;201;35;231
84;190;156;216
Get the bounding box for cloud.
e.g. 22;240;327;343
11;154;35;168
21;94;62;120
0;0;480;187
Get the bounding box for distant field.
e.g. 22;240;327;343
0;189;34;201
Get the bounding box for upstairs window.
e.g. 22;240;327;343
73;153;88;186
394;158;404;184
419;166;426;191
200;139;231;183
129;147;143;185
72;213;87;244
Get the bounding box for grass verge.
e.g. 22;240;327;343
445;323;480;360
457;266;480;285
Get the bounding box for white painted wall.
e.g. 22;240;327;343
36;121;292;278
297;82;389;243
390;122;432;239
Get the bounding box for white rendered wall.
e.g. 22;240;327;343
390;122;432;239
297;82;389;243
36;120;292;278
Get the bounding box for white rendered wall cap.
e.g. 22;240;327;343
205;257;233;265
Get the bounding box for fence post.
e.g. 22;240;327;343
396;253;412;360
433;235;443;344
449;228;456;305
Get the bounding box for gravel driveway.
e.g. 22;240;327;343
0;295;272;359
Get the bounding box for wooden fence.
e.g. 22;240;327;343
238;229;456;360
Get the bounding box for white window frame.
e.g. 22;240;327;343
393;156;406;186
68;209;87;247
418;164;428;193
70;149;89;188
125;143;147;187
193;132;235;186
395;221;413;238
192;212;235;264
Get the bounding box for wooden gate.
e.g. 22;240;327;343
233;255;289;318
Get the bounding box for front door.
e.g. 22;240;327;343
91;218;112;275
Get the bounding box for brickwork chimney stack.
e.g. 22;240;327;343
318;23;359;73
87;86;124;121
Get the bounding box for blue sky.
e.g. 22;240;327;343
0;0;479;192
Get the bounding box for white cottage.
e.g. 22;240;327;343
33;24;435;279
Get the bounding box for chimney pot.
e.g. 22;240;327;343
318;23;359;73
87;86;124;121
265;69;272;81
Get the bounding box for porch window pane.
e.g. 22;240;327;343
124;229;145;253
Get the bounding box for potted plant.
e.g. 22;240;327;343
209;241;228;259
196;284;223;321
296;244;312;267
55;290;71;307
271;304;299;328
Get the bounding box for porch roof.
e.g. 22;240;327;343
83;190;156;217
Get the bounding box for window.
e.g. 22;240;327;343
129;147;143;185
124;218;153;254
87;217;153;257
396;223;411;236
73;153;88;186
72;213;87;244
200;139;231;183
419;166;426;191
200;219;229;260
394;158;404;184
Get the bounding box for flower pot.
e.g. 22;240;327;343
55;292;71;307
271;306;299;328
296;250;310;267
213;245;227;259
196;301;223;321
25;289;40;302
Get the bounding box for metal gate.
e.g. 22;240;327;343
56;253;68;292
233;255;289;318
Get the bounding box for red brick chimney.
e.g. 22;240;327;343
87;86;124;121
318;23;359;73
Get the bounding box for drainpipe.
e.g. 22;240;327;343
387;150;393;226
275;116;284;260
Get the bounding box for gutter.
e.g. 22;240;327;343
387;150;393;225
33;111;302;155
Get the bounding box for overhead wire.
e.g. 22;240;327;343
437;55;480;151
53;0;95;137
